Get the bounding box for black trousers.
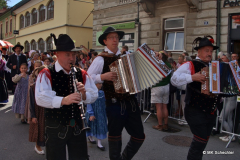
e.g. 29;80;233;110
106;97;145;160
106;97;145;139
185;105;216;160
45;119;88;160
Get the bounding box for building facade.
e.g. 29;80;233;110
0;8;16;47
92;0;240;58
0;0;31;51
14;0;93;53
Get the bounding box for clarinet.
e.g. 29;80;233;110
70;64;91;131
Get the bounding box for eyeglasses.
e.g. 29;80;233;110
107;36;119;40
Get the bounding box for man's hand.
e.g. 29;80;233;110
191;72;207;84
32;118;38;124
61;92;82;105
101;72;117;81
76;82;86;100
12;65;16;69
89;116;96;121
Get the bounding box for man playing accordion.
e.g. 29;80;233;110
88;27;145;160
171;36;220;160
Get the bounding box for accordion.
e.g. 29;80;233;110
109;44;171;94
201;61;240;95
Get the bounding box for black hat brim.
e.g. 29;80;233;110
194;45;219;51
12;45;24;52
98;31;125;46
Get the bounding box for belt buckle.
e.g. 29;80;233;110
111;98;117;103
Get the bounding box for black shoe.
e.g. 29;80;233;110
97;146;105;151
88;137;96;144
21;120;27;124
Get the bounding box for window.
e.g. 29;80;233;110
20;15;24;29
38;38;45;52
47;1;54;19
32;8;37;25
163;18;184;51
25;12;30;27
25;41;30;52
6;21;8;33
39;5;46;22
10;19;12;32
31;40;37;50
46;37;53;51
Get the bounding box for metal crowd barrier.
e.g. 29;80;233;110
139;88;187;124
213;96;240;148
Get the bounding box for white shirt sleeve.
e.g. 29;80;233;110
171;62;193;88
35;71;63;109
83;74;98;104
87;56;104;83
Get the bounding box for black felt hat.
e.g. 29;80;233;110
194;37;219;51
12;44;24;52
98;27;125;46
50;34;82;52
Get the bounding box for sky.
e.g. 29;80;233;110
7;0;22;7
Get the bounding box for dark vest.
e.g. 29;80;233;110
185;60;220;114
100;53;133;100
45;65;83;126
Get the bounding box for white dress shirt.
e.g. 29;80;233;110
87;47;121;83
35;61;98;109
171;61;194;88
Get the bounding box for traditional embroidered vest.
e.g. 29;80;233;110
100;52;133;100
185;60;220;114
45;65;83;126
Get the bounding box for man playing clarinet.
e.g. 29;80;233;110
171;36;220;160
88;27;145;160
35;34;98;160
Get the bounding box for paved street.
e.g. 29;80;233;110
0;93;239;160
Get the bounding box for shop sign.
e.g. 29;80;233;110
13;30;19;34
223;0;240;7
102;22;135;31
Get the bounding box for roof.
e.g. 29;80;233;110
12;0;31;11
0;0;31;18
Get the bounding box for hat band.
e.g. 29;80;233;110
56;44;75;51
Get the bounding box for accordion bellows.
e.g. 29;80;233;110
109;44;171;94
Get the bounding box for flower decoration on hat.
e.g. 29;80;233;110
209;38;214;44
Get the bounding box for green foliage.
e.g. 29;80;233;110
0;0;10;9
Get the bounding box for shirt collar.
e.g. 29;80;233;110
104;47;121;56
15;53;22;56
55;61;77;74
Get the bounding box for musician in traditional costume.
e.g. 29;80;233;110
171;36;220;160
88;27;145;160
35;34;98;160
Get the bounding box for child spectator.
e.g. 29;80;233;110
86;83;108;151
25;60;42;124
12;63;29;124
29;66;46;155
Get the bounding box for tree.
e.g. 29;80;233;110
0;0;10;9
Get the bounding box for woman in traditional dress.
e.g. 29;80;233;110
0;52;8;103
